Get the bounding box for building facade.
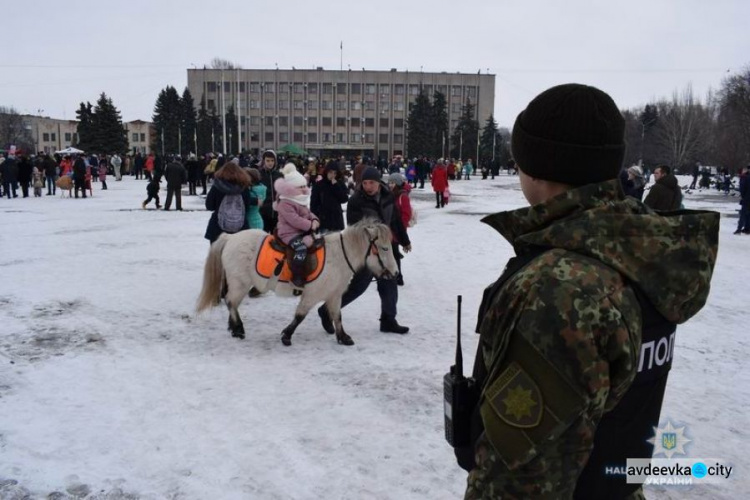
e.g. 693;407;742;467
187;68;495;159
125;120;154;154
17;115;153;155
22;115;79;154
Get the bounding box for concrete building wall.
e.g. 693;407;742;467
22;115;79;154
187;68;495;159
124;120;154;154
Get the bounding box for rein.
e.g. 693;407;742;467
340;233;357;273
339;231;392;278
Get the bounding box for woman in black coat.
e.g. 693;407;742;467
311;160;349;232
204;161;253;243
17;155;33;198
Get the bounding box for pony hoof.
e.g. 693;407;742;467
231;331;245;340
336;335;354;346
281;335;292;346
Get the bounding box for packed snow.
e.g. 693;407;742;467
0;173;747;499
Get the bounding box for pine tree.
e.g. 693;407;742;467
450;98;479;161
432;91;449;158
152;86;182;155
181;88;197;156
210;109;222;153
479;114;500;163
196;95;213;155
75;102;94;151
639;104;659;167
406;89;434;158
92;93;128;154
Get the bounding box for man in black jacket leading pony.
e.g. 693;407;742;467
318;166;412;334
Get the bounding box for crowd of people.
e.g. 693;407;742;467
0;151;122;199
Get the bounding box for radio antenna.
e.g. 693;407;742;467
455;295;463;378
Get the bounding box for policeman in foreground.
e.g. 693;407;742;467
456;84;719;499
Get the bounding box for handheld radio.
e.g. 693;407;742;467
444;295;477;447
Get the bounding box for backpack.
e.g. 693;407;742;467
218;193;245;233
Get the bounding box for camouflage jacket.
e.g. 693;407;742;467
465;180;719;499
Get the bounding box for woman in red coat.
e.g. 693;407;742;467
388;173;412;286
431;158;449;208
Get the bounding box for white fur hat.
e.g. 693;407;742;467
281;163;306;187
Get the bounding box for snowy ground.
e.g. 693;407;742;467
0;174;747;499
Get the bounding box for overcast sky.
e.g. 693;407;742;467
3;0;748;128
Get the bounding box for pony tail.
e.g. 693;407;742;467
196;235;229;313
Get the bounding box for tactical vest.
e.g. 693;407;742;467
458;247;676;500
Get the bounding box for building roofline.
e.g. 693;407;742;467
188;68;495;77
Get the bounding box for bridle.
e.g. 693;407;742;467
339;232;393;279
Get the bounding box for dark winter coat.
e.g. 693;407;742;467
165;161;188;187
1;157;18;182
258;159;282;224
347;182;410;246
186;159;202;182
73;158;87;181
42;156;57;177
146;178;160;196
739;173;750;207
312;177;349;231
644;174;682;211
204;178;253;242
17;157;32;183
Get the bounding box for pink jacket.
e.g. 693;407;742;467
276;199;318;246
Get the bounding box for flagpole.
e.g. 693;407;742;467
221;70;227;154
194;129;198;155
492;132;496;162
340;41;343;71
178;127;181;156
236;68;241;155
476;129;480;167
459;130;463;160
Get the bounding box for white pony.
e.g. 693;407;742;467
196;219;399;346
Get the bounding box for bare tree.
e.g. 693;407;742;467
715;68;750;171
652;84;714;172
0;106;35;153
210;58;242;70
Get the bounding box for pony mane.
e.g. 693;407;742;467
345;217;392;248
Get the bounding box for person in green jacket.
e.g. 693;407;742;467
464;84;719;499
245;167;266;230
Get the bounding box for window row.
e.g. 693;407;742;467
243;116;405;128
253;132;403;144
206;81;477;98
208;99;418;111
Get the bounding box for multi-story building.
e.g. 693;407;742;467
125;120;154;154
16;115;153;155
22;115;79;154
187;67;495;159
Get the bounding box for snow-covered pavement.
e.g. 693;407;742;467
1;174;747;499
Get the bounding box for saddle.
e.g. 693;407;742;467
255;234;326;284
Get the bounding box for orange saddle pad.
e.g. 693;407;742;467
255;235;326;284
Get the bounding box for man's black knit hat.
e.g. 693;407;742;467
511;83;625;186
361;166;381;182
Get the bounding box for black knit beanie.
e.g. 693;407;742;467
361;166;381;182
511;83;625;186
